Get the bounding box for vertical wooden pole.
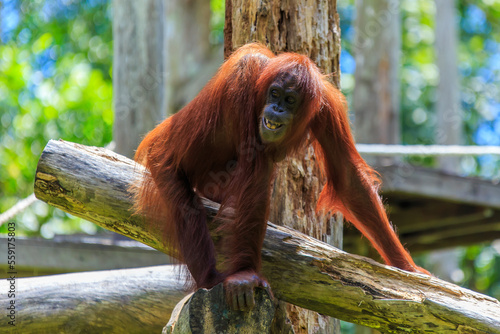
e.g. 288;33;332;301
112;0;165;158
353;0;401;147
435;0;462;173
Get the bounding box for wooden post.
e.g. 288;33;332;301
112;0;165;158
435;0;462;173
353;0;401;147
112;0;216;158
164;284;275;333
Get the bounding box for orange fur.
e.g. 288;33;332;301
133;43;428;289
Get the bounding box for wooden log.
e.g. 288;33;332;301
164;284;275;334
34;140;500;334
0;265;185;333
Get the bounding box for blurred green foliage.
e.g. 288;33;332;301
460;243;500;299
400;0;438;147
0;0;113;236
399;0;500;174
210;0;225;45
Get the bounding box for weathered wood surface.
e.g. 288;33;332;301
225;0;341;76
164;284;275;334
34;140;500;333
0;266;185;334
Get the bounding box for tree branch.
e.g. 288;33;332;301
34;140;500;334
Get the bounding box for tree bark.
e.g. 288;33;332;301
225;0;341;75
32;140;500;334
164;284;275;334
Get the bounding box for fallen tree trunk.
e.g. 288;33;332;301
34;140;500;334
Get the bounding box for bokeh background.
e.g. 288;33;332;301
1;0;499;328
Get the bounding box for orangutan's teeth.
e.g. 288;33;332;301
264;118;282;130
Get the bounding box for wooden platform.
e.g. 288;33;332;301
344;164;500;253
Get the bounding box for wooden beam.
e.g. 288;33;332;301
341;166;500;251
378;165;500;209
344;194;500;252
33;140;500;333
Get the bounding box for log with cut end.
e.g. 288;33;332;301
33;139;500;334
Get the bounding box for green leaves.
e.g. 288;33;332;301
0;0;112;236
